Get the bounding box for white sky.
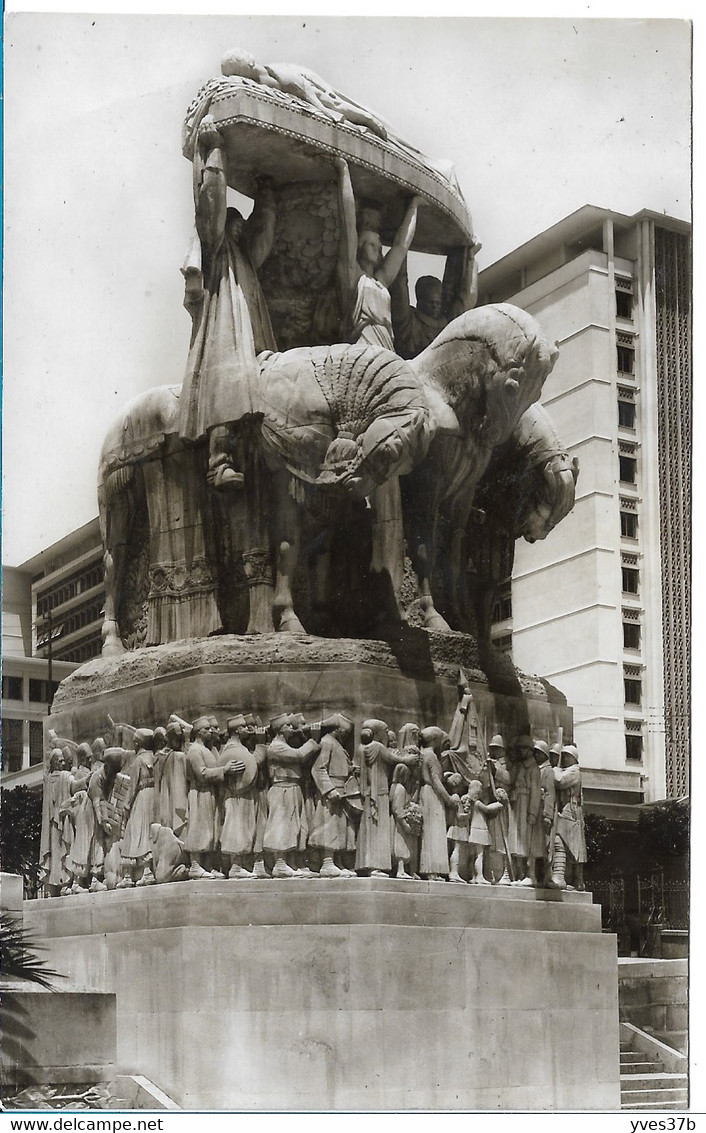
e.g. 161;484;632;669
1;13;692;566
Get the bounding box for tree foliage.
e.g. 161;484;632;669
638;798;690;860
0;786;43;894
584;812;615;865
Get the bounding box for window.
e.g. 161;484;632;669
616;290;633;320
618;400;636;429
617;345;634;374
2;718;24;773
29;679;59;704
2;676;24;701
619;455;637;484
623;622;641;650
491;581;512;625
624;678;642;705
493;633;513;654
29;721;45;765
621;511;638;539
622;567;639;594
625;734;643;761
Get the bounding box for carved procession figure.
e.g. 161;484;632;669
486;734;514;884
533;739;557;887
118;729;157;887
507;736;545;887
308;714;359;878
217;714;262;879
183;716;240;879
154;717;190;840
549;744;587;891
417;725;460;882
263;713;320;879
40;749;74;896
355;718;419;877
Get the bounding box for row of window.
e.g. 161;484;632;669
1;717;45;773
53;633;103;665
36;560;104;616
2;676;60;703
37;597;104;648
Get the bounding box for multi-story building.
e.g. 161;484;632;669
2;517;105;790
478;206;691;811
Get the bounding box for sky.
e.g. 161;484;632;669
1;13;692;566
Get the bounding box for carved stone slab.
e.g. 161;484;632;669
189;78;474;254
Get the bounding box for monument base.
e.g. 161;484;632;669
25;880;620;1111
47;632;571;748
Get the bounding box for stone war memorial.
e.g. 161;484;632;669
19;48;619;1111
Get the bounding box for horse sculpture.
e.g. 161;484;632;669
98;302;574;654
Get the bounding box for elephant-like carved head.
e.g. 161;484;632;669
414;303;559;449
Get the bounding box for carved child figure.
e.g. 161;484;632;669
464;779;507;885
389;762;423;879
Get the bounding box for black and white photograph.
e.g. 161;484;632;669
0;9;694;1116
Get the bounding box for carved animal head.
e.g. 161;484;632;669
416;304;559;448
521;454;580;543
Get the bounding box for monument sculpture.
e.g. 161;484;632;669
27;49;621;1113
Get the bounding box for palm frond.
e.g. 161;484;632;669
0;914;64;990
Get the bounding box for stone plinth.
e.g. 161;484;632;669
25;881;620;1111
0;981;116;1090
48;633;571;749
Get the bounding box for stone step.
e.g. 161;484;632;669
621;1060;664;1074
620;1050;646;1062
623;1098;688;1111
620;1073;688;1091
621;1089;688;1108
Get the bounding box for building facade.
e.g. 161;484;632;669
478;206;691;808
2;518;105;790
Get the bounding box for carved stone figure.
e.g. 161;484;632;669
183;716;238;879
485;735;513;884
445;672;489;791
464;780;507;885
178;115;277;492
118;730;157;887
98;300;563;649
154;718;189;839
355;718;417;876
534;739;557;886
417;725;459;881
389;245;480;360
263;713;320;878
64;744;96;893
389;762;422;880
507;736;545;887
333;156;420;351
86;746;125;891
149;823;189;884
40;750;73;895
307;714;358;877
217;715;259;879
549;744;587;891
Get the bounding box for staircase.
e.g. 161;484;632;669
620;1031;688;1110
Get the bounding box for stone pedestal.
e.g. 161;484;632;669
25;881;620;1111
47;632;572;749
